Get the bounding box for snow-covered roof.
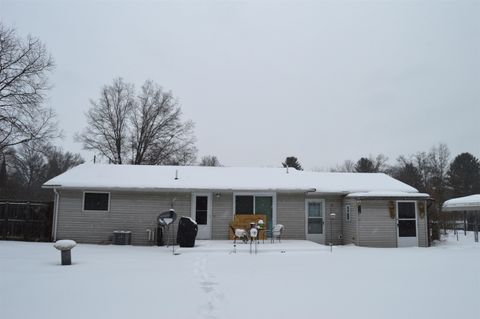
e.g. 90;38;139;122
43;164;421;195
347;191;430;199
442;195;480;212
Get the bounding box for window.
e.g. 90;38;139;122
234;194;274;232
195;196;208;225
83;192;110;211
397;202;416;237
235;196;254;214
345;205;351;221
398;202;416;219
307;201;324;234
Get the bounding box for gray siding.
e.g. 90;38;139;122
417;200;428;247
307;195;343;245
212;192;233;239
277;193;344;244
342;198;358;245
55;189;429;248
56;190;190;245
276;193;306;239
358;200;397;248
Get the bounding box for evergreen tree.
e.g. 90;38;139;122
355;157;376;172
282;156;303;170
447;152;480;197
391;158;424;192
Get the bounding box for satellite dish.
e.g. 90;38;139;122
158;209;177;226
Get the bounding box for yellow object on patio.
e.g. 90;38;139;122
229;214;267;240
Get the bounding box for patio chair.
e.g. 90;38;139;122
271;224;284;243
229;225;249;244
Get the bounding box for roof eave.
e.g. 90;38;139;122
43;185;317;193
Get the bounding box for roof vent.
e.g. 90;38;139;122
175;169;179;180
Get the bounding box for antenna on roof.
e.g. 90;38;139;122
175;169;179;180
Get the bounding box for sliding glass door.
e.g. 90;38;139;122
234;194;274;233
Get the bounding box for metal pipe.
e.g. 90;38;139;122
52;188;60;241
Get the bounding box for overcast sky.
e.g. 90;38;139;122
1;0;479;170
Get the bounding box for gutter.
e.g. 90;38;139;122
52;188;60;241
42;186;318;194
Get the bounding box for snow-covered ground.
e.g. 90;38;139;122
1;234;478;319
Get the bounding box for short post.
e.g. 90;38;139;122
54;240;77;265
61;250;71;265
249;226;258;254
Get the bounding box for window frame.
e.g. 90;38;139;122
82;191;111;212
396;200;418;239
194;195;209;225
305;198;325;235
232;192;277;226
345;204;351;222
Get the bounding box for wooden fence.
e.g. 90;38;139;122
0;201;53;242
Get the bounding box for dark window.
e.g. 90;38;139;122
84;193;109;211
398;202;416;219
308;218;324;234
307;202;324;234
235;196;254;214
195;196;208;225
398;220;417;237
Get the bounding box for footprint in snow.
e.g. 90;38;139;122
194;255;224;319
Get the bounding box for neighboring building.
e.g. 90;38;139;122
43;164;429;247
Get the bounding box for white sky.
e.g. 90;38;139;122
1;0;479;170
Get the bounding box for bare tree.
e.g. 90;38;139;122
331;160;356;172
77;78;197;165
428;143;450;209
389;156;424;192
2;142;83;201
43;145;84;180
10;144;45;194
76;78;134;164
373;154;389;172
199;155;221;167
0;23;58;152
131;80;196;165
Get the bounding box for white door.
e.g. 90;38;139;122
305;199;325;243
396;201;418;247
191;193;212;239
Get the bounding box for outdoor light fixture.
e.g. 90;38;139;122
215;193;221;199
388;201;395;219
418;202;425;219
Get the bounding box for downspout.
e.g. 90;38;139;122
52;188;60;241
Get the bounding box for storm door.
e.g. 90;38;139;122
397;201;418;247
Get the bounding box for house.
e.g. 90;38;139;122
43;164;430;247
